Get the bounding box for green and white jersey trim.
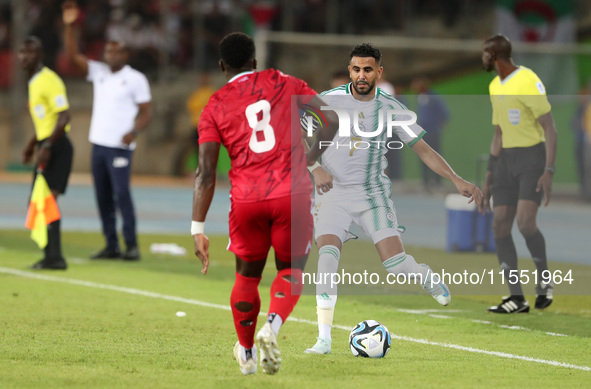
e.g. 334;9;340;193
320;83;350;96
318;84;425;191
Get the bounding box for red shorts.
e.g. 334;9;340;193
228;193;313;262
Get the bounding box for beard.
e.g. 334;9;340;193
352;80;375;95
482;62;494;72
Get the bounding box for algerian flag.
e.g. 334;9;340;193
495;0;577;94
25;174;60;248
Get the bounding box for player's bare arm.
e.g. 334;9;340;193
411;138;483;211
192;141;220;275
489;125;503;157
482;125;503;212
535;112;557;206
22;135;37;164
37;110;71;169
62;0;89;75
122;102;152;145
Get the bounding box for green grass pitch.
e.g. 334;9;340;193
1;230;590;388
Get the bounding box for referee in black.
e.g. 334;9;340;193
481;35;557;313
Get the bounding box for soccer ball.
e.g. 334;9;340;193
349;320;391;358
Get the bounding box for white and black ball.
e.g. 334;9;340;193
349;320;391;358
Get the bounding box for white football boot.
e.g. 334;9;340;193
256;322;281;374
304;337;332;354
419;264;451;306
233;341;257;375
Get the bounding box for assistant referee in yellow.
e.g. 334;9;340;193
19;36;73;270
481;35;557;314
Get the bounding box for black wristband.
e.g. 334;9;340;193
131;130;139;137
41;140;52;149
487;154;498;172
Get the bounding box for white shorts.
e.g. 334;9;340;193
313;185;402;245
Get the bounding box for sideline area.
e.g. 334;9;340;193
1;172;589;265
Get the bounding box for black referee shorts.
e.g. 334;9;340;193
34;135;74;194
492;142;545;207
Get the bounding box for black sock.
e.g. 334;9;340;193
494;235;524;299
524;229;550;293
43;241;49;260
47;219;64;262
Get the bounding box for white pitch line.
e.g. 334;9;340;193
397;309;465;314
428;314;453;319
472;319;493;325
0;267;231;312
1;266;589;372
499;325;531;331
546;332;569;337
400;309;569;338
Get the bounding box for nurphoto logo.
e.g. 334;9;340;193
303;106;417;150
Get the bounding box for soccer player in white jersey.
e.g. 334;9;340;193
304;44;483;354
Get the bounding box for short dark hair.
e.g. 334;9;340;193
219;32;255;69
485;34;512;60
350;43;381;64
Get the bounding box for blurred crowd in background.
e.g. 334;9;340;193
1;0;591;200
0;0;480;82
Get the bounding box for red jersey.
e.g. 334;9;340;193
198;69;316;202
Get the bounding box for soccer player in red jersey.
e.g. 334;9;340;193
191;32;334;375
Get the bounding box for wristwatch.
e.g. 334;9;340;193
544;166;555;174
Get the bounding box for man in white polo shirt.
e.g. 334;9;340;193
63;1;152;260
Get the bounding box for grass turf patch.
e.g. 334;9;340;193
1;230;590;388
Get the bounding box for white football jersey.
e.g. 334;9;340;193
313;83;425;190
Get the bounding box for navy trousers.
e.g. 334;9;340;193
91;144;136;250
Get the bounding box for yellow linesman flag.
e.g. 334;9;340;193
25;174;60;248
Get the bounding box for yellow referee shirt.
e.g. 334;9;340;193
489;66;551;148
28;67;70;141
